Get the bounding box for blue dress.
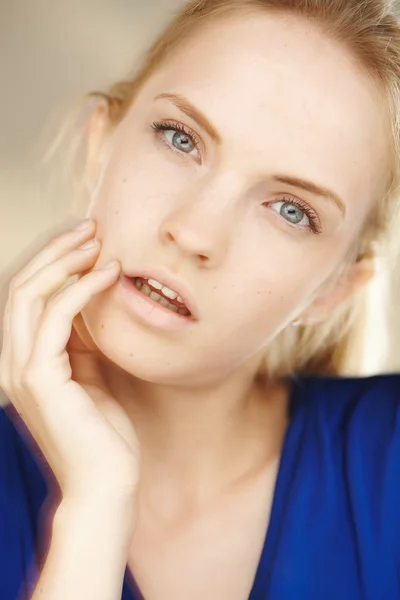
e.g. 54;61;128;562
1;374;399;600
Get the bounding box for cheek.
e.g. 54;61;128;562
229;279;306;329
219;251;330;338
89;150;177;237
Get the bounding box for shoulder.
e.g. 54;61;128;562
0;403;53;600
267;375;400;594
292;372;400;433
291;373;400;540
291;372;400;461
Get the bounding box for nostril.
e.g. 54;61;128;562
163;228;209;262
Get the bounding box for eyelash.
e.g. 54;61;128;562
151;120;201;158
151;120;321;235
269;195;322;235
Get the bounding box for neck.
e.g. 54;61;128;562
101;357;289;515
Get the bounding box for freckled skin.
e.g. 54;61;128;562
70;23;394;585
80;11;388;389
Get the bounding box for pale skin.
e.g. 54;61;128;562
0;10;391;600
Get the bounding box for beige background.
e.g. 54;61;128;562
1;0;399;401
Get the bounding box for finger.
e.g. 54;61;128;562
9;240;102;374
10;220;96;290
0;220;95;380
2;220;97;382
28;260;120;392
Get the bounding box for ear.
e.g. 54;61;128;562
83;100;110;194
297;255;376;325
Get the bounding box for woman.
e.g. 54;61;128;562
1;0;400;598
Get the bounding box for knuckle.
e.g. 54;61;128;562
9;274;22;292
12;276;37;299
50;232;65;245
12;263;71;307
10;283;30;308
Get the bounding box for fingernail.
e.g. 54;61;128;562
73;218;93;231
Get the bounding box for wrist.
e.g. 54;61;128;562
55;491;137;546
61;476;138;511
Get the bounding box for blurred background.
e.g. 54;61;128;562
0;0;182;264
1;0;399;397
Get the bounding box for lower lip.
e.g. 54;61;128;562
117;275;197;333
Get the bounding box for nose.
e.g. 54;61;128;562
158;177;239;267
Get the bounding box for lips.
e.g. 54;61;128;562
121;266;199;320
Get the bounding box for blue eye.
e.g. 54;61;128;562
273;202;309;226
166;130;195;153
268;197;322;234
151;120;201;162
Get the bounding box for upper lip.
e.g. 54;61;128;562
121;265;200;320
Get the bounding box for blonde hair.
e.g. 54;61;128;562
46;0;400;379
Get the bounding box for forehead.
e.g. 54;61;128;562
140;12;390;211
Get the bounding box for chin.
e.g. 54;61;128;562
79;318;208;387
79;298;249;388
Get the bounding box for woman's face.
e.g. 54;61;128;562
81;11;389;386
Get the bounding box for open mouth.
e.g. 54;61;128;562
130;277;192;317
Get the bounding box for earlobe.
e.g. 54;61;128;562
296;255;376;326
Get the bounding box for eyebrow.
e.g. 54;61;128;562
271;174;346;216
154;92;222;145
154;92;346;216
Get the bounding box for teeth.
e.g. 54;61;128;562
162;287;178;300
148;278;162;290
134;279;190;316
141;284;151;296
148;278;178;300
158;297;170;308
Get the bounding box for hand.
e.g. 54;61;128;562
0;220;140;504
